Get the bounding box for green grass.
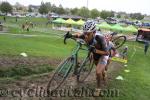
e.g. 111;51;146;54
0;64;53;78
0;34;76;58
103;41;150;100
0;16;48;24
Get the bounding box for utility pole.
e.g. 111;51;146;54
86;0;89;20
87;0;88;9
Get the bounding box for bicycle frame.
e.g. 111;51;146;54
69;39;89;75
54;38;89;80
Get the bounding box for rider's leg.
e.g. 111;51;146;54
96;63;106;88
105;58;110;71
95;56;108;88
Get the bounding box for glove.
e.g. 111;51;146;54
64;32;72;38
89;46;96;53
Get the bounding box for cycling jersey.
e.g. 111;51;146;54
78;32;108;65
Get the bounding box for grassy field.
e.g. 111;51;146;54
0;34;74;57
0;16;150;99
105;41;150;100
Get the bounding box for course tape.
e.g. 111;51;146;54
111;57;127;63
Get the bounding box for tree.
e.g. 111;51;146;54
130;13;144;20
100;10;114;19
56;4;65;14
117;14;121;18
28;7;33;12
78;7;90;18
51;4;57;13
45;2;51;12
38;2;48;14
0;2;12;15
64;8;71;15
90;9;100;18
70;8;79;15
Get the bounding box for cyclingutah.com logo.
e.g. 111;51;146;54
0;86;119;97
0;88;9;97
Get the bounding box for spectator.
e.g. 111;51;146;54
144;40;149;55
121;46;128;60
3;16;6;22
30;22;33;28
26;25;29;32
15;16;18;22
22;24;25;30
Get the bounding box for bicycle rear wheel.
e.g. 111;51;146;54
47;57;74;93
77;54;94;82
112;36;126;49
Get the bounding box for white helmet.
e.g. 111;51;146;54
83;20;96;33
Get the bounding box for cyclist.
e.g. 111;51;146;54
65;20;109;88
104;33;117;79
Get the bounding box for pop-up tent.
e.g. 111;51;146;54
111;24;124;32
75;19;85;25
125;25;138;32
52;18;66;24
97;22;112;29
65;18;76;25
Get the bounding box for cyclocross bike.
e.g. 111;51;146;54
47;32;126;92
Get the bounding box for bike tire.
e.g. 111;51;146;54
47;56;74;93
112;36;126;49
77;54;94;82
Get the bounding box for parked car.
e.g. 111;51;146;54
136;28;150;42
142;22;150;27
105;17;118;24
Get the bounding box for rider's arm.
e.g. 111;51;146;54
95;35;109;55
72;33;85;39
95;49;109;55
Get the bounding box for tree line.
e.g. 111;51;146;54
0;1;145;20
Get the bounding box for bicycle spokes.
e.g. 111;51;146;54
77;55;94;82
112;36;126;49
47;57;74;91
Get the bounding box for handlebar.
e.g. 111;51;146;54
64;31;86;45
110;32;118;36
64;31;70;44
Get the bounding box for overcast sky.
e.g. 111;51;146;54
3;0;150;15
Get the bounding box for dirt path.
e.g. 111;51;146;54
0;56;123;100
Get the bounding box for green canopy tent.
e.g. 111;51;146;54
75;19;85;25
52;18;66;24
111;24;125;32
125;25;138;32
97;22;112;30
52;18;66;30
65;18;76;25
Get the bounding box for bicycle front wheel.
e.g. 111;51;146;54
47;57;74;93
77;54;94;82
112;36;126;49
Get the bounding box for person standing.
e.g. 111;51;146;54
15;16;18;22
121;46;128;60
3;16;6;22
144;40;149;55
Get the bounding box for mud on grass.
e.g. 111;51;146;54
0;61;123;99
0;56;123;100
0;56;62;78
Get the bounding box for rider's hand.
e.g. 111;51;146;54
89;46;96;53
64;32;72;38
